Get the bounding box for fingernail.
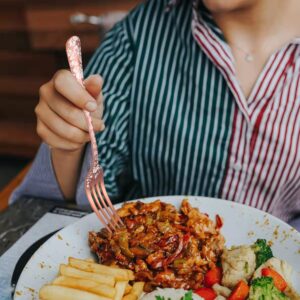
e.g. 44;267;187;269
85;101;97;111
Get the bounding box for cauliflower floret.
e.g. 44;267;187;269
221;246;256;288
215;296;226;300
212;284;232;297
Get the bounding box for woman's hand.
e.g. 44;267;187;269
35;70;105;152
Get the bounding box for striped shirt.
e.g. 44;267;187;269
82;0;300;222
11;0;300;223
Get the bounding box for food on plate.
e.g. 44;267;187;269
252;239;274;268
141;288;203;300
69;257;134;281
219;240;299;300
248;277;288;299
53;276;115;297
59;264;115;286
194;287;217;300
252;257;299;299
38;200;300;300
39;257;144;300
39;285;111;300
221;246;256;288
227;281;249;300
88;199;299;299
89;200;225;291
212;284;231;297
204;267;222;288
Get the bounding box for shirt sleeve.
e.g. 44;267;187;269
9;143;64;203
289;216;300;232
10;19;134;205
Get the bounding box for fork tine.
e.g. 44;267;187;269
85;186;112;234
95;182;120;228
91;184;116;232
98;177;124;227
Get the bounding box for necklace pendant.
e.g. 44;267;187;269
245;54;254;62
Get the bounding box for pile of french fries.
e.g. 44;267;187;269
39;257;144;300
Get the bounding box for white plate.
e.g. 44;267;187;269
14;196;300;299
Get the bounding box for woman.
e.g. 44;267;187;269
11;0;300;228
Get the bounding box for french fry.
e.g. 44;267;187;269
69;257;133;281
131;282;144;298
123;294;138;300
126;270;135;281
39;285;111;300
53;276;115;298
122;282;144;300
114;281;128;300
86;258;96;262
60;264;115;286
124;284;132;295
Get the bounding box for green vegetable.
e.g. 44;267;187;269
155;296;171;300
182;291;193;300
253;239;273;268
173;258;186;267
249;277;289;300
118;232;134;258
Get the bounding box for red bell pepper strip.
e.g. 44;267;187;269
204;267;222;287
216;214;223;229
194;287;217;300
261;267;287;291
228;281;249;300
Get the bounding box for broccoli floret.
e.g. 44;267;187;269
249;277;289;300
253;239;273;268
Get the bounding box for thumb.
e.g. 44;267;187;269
84;74;103;99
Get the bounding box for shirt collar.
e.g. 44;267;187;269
193;0;226;42
167;0;300;47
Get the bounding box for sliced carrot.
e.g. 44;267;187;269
228;281;249;300
204;267;222;287
262;267;287;291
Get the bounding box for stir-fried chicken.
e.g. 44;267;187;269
89;200;225;291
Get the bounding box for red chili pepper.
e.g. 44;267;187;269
262;267;287;291
183;233;190;243
228;281;249;300
174;224;190;232
194;287;216;300
204;267;222;287
216;215;223;229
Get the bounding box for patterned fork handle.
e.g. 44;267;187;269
65;36;99;170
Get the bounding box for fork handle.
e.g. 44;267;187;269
66;36;99;168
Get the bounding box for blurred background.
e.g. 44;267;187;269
0;0;139;200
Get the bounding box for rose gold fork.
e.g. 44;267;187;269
66;36;123;233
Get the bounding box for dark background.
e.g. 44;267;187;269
0;0;140;189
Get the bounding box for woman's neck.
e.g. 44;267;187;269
212;0;300;52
